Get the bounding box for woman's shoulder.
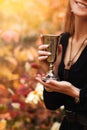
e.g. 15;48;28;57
58;32;70;46
60;32;70;41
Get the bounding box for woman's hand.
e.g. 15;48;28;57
36;74;80;99
38;35;63;75
38;44;51;61
38;37;51;73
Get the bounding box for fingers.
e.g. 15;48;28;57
36;75;59;92
46;79;58;86
38;44;49;50
38;56;48;61
38;50;51;56
36;74;51;86
38;50;51;61
57;44;62;55
36;75;56;87
35;75;47;86
38;44;51;61
55;44;62;64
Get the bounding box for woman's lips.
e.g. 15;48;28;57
75;1;87;8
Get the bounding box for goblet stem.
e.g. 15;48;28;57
48;63;54;78
42;63;56;82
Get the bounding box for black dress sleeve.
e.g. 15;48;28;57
80;84;87;103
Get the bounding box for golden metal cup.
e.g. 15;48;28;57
41;34;60;81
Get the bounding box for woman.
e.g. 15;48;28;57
36;0;87;130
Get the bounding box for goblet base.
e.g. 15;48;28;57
42;75;57;92
42;74;57;82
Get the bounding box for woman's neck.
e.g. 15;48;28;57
74;17;87;41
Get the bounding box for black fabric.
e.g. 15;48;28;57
59;116;87;130
43;32;87;130
65;110;87;126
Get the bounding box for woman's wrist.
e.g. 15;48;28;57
70;84;80;103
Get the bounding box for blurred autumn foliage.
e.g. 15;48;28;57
0;0;67;130
0;30;65;130
0;0;67;34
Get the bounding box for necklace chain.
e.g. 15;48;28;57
65;36;87;70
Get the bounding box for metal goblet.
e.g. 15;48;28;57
41;34;60;82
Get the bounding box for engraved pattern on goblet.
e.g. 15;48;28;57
42;34;59;81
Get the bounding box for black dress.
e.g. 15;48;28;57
43;33;87;130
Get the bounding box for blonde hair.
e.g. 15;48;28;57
63;1;75;35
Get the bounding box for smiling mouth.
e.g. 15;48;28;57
75;1;87;8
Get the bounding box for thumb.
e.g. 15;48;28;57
56;44;62;63
58;44;62;54
53;44;62;76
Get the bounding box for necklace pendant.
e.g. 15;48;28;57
65;61;72;70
